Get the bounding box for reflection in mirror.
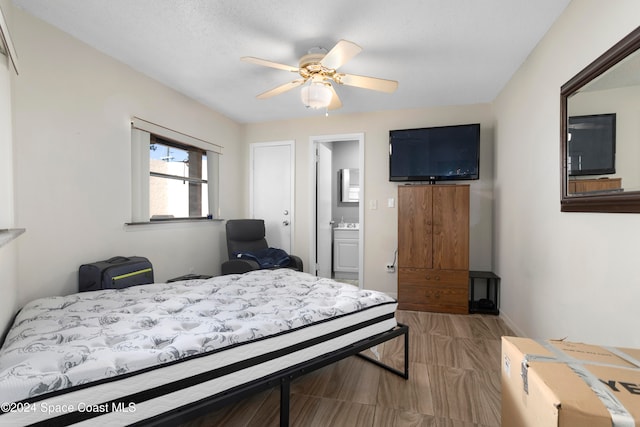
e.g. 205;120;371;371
566;113;618;194
340;168;360;203
561;26;640;212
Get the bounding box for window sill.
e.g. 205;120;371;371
125;218;224;226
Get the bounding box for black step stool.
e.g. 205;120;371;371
469;271;500;315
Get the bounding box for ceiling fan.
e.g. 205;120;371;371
241;40;398;111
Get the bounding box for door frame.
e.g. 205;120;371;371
308;133;365;288
249;140;295;253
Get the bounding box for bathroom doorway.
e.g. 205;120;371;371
309;133;364;288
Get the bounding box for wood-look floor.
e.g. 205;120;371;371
180;310;514;427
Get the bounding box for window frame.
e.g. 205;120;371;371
130;117;222;225
149;136;208;220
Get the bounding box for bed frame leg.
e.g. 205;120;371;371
356;323;409;379
404;324;409;378
280;377;291;427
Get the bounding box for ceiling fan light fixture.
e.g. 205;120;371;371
301;82;332;109
243;39;396;112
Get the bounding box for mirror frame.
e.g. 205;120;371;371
561;26;640;213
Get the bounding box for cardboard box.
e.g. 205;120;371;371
501;336;640;427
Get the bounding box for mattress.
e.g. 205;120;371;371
0;269;397;425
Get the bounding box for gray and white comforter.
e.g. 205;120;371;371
0;269;396;403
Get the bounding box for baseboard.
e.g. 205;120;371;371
499;310;526;337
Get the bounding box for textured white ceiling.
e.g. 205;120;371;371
12;0;570;123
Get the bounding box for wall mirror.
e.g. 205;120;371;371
561;26;640;212
340;168;360;203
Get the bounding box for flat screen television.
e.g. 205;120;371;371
567;113;616;176
389;123;480;182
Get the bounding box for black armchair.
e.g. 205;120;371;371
221;219;303;275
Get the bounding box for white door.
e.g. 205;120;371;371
250;141;294;252
316;141;333;277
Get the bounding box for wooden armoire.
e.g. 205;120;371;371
397;184;469;314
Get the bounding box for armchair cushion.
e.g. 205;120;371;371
233;247;291;269
221;259;260;275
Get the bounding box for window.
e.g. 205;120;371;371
149;137;208;219
130;117;222;223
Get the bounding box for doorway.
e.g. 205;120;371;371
309;133;364;288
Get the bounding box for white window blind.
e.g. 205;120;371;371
131;117;223;154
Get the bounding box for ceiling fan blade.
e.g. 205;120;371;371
241;56;299;73
328;85;342;110
336;73;398;93
256;79;306;99
320;40;362;70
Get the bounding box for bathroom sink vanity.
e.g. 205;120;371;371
333;224;359;279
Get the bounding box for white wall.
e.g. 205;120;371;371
332;140;359;224
10;7;243;306
243;104;495;295
0;0;18;336
494;0;640;346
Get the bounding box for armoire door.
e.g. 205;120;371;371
398;185;433;269
432;185;469;270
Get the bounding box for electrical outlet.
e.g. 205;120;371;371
386;265;395;273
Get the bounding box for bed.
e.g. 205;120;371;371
0;269;408;426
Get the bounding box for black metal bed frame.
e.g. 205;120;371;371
138;322;409;427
